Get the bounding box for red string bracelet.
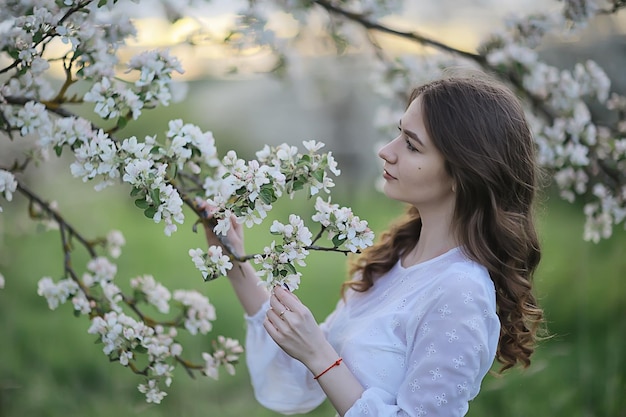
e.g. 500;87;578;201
313;357;343;380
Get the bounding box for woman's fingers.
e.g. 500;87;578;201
273;285;299;310
269;289;293;320
264;288;325;363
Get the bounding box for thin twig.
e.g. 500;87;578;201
4;95;83;120
313;0;485;62
16;180;97;257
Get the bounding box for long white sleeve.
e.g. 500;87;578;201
245;299;340;414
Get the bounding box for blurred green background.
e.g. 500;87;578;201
1;82;626;417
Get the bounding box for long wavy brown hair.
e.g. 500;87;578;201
345;75;544;371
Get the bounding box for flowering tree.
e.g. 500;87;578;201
0;0;625;405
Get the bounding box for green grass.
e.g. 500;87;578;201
1;170;625;416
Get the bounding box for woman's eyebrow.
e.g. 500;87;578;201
399;119;424;147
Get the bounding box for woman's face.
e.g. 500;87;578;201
378;96;455;210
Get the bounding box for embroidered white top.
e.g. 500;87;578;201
244;247;500;416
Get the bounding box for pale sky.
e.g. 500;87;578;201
120;0;561;79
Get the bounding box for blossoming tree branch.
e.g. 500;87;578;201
0;0;375;403
0;0;624;405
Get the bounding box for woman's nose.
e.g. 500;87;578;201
378;137;398;163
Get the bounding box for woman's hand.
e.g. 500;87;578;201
264;286;336;370
198;201;245;257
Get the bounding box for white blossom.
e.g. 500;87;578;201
72;291;92;315
83;256;117;285
38;116;94;149
201;335;243;380
202;352;219;380
173;290;216;335
122;158;154;186
101;281;123;312
302;140;324;152
130;275;171;314
0;170;18;211
37;277;80;310
138;379;167;404
14;101;51;136
106;230;126;258
69;129;120;190
312;197;374;252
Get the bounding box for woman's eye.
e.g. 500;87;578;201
405;138;418;152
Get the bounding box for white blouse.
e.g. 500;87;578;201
244;247;500;416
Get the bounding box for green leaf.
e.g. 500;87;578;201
167;163;177;179
116;116;128;130
144;206;157;218
285;263;297;275
134;345;148;354
130;187;142;197
312;169;324;183
134;198;149;209
259;188;276;205
292;180;304;191
133;290;146;303
149;188;160;205
54;145;63;157
236;187;247;195
332;235;345;248
204;272;220;282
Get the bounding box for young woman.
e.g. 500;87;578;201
204;74;544;416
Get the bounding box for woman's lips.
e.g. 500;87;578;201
383;169;396;180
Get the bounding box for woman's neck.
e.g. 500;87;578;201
402;234;457;268
402;205;457;267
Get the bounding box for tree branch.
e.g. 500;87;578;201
313;0;485;63
4;95;81;120
16;180;97;257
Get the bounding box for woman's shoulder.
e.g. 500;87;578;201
444;249;490;278
429;250;496;306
